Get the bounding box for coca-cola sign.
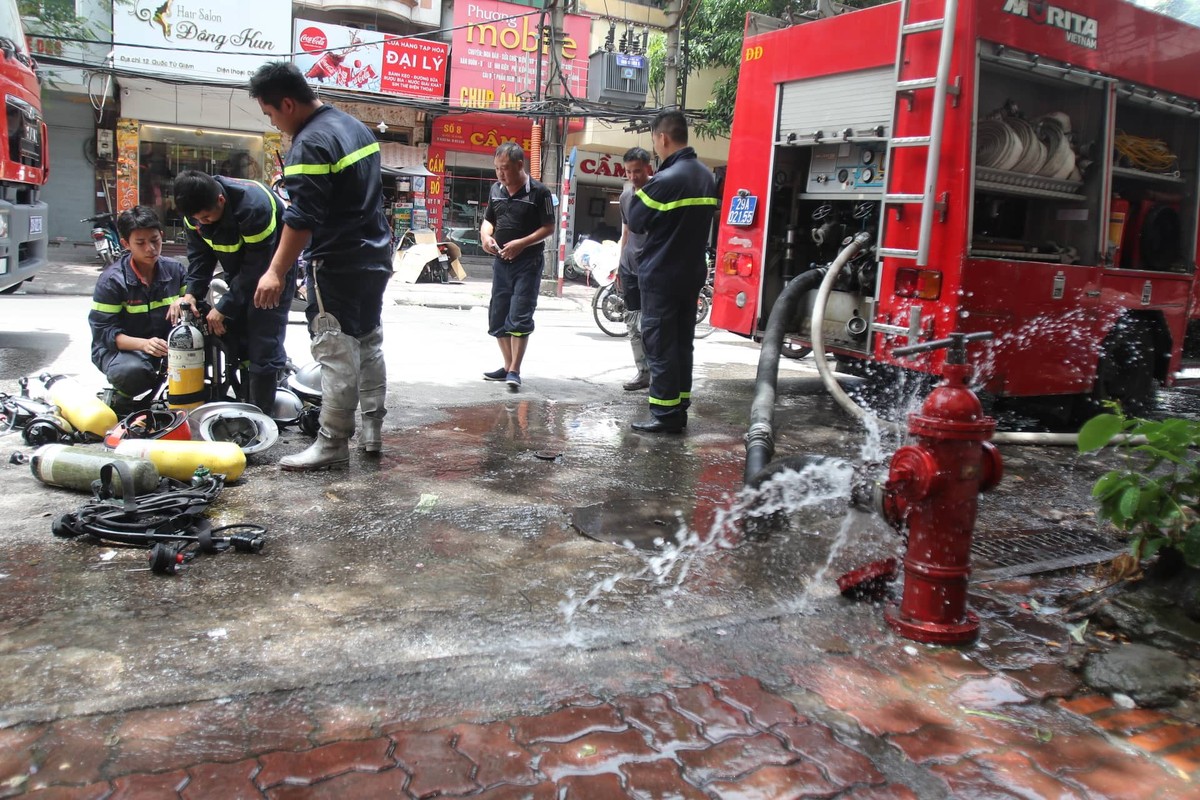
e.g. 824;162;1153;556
298;27;327;54
292;18;448;100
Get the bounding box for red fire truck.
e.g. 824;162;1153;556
712;0;1200;419
0;0;47;295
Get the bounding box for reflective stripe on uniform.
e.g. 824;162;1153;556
648;395;682;407
243;183;279;244
284;142;380;176
635;189;719;212
93;294;182;314
184;182;278;252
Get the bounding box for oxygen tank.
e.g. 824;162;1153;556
39;373;118;437
31;444;161;496
167;310;207;410
114;438;246;482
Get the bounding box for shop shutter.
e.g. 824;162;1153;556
777;67;894;144
39;94;96;246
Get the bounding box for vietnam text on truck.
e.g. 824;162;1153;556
0;0;47;295
712;0;1200;422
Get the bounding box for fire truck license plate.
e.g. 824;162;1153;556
29;216;42;235
726;195;757;227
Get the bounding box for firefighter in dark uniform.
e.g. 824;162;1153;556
169;170;293;415
248;61;393;471
89;206;186;413
625;110;719;434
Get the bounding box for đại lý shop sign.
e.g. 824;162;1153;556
293;19;449;99
113;0;292;83
450;0;590;112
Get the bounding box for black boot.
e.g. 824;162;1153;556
247;371;279;416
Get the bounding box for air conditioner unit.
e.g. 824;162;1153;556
587;51;649;108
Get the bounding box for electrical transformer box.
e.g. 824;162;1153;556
587;51;649;108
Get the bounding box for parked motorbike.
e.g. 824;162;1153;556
589;241;715;339
81;212;123;268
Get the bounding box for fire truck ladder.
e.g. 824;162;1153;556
877;0;960;267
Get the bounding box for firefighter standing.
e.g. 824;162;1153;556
617;147;654;392
625;111;719;434
169;171;293;415
89;206;186;413
248;62;393;471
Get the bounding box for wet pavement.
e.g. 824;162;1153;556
1;260;1199;797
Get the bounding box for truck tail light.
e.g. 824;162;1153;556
721;251;755;278
893;268;942;300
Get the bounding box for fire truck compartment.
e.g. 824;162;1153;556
713;0;1200;415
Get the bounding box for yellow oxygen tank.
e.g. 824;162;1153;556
167;310;207;410
114;439;246;482
39;373;118;437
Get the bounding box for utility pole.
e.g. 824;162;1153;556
541;0;568;293
663;0;684;109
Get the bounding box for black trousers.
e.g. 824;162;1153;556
640;285;701;422
222;300;290;376
305;263;391;338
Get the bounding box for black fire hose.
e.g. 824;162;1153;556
745;268;828;483
744;232;874;485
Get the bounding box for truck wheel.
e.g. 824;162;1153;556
781;339;812;359
1087;319;1158;419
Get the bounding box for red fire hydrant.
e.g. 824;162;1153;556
875;333;1003;645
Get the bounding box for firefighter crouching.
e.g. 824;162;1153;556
169;170;295;415
625;110;719;434
89;206;186;415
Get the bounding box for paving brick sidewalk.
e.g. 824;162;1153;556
5;644;1198;799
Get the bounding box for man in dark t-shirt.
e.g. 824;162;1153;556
479;142;555;392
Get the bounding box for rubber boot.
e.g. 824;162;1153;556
357;326;386;453
247;371;279;417
624;310;650;391
281;329;358;471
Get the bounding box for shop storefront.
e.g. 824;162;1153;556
427;114;533;238
109;0;293;246
430;0;590;242
113;80;281;246
570;150;628;245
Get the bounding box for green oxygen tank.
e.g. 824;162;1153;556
30;444;161;496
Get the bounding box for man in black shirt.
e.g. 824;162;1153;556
479;142;555;392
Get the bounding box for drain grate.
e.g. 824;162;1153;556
970;527;1126;582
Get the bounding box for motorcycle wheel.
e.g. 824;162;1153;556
592;283;629;338
693;287;714;339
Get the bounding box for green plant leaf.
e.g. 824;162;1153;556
1092;471;1129;500
1119;485;1141;519
1078;414;1127;452
1141;537;1165;560
1180;530;1200;568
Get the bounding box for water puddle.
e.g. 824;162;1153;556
561;417;899;623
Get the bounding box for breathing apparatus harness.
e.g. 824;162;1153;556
51;460;265;575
